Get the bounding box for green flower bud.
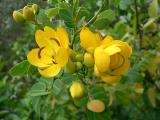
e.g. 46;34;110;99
65;59;76;73
23;6;35;22
84;53;94;67
69;49;77;62
12;10;25;23
32;4;39;14
76;54;84;62
76;62;83;70
70;82;84;99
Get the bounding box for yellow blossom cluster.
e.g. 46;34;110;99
27;26;132;84
80;27;132;83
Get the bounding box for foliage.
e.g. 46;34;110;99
0;0;160;120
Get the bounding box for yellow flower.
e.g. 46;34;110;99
27;26;69;77
80;27;101;53
80;27;132;83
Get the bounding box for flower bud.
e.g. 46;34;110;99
12;10;25;23
84;53;94;67
69;82;84;99
32;4;39;14
75;54;83;62
69;49;77;61
87;99;105;113
23;6;35;22
76;62;83;70
134;83;144;94
65;59;76;73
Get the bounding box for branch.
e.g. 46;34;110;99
134;0;143;49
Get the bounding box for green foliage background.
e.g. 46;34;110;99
0;0;160;120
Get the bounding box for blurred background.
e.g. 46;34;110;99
0;0;160;120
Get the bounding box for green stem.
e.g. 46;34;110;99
85;0;104;27
134;0;143;49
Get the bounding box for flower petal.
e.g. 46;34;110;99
35;30;46;47
44;26;56;37
94;47;110;73
35;28;60;51
27;48;50;67
80;27;101;51
107;40;132;58
101;75;121;84
94;65;101;77
38;64;61;77
104;44;121;56
55;47;69;67
101;35;113;45
56;27;69;48
113;59;130;75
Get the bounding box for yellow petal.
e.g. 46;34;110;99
101;35;113;45
101;75;121;84
110;54;120;69
104;44;121;56
110;54;124;70
94;47;110;73
35;29;59;51
56;27;69;48
80;27;101;51
113;59;130;75
39;47;55;65
35;30;46;47
94;65;101;77
38;64;61;77
44;26;56;36
27;48;50;67
107;40;132;58
40;47;54;57
55;47;69;67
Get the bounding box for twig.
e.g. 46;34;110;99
134;0;143;49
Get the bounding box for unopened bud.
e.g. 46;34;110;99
65;59;76;74
76;62;83;70
23;6;35;22
75;54;83;62
32;4;39;14
84;53;94;67
12;10;25;23
70;82;84;99
87;99;105;113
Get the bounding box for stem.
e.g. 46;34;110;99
71;28;76;49
71;0;105;49
134;0;143;49
85;0;104;27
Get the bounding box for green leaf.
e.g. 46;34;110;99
87;109;111;120
62;73;77;85
52;79;63;95
46;8;59;18
28;82;50;96
59;8;72;21
73;93;89;107
119;0;132;10
36;9;51;26
32;97;41;118
94;9;115;29
9;60;37;76
148;0;159;18
115;91;131;105
113;20;129;38
59;8;74;28
91;87;108;104
125;69;144;82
